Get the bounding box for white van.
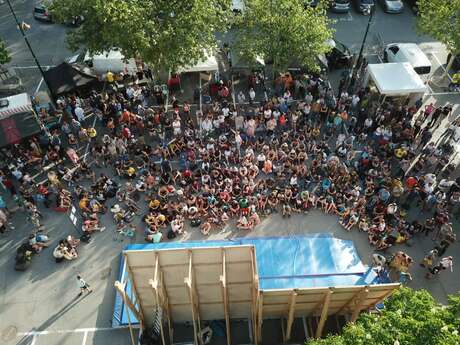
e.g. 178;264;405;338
68;49;138;77
384;43;432;80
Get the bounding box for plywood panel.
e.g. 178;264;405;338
163;265;189;286
227;262;253;283
228;284;252;302
167;286;190;305
194;265;221;285
125;250;156;267
158;249;189;266
225;246;252;262
191;248;223;264
197;285;222;303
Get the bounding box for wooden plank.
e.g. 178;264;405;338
351;288;369;322
184;251;199;345
114;281;142;345
335;286;368;315
220;249;231;345
124;254;145;326
285;291;298;342
366;285;399;310
315;290;332;339
257;291;263;342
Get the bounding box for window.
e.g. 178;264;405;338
414;66;431;75
389;46;399;55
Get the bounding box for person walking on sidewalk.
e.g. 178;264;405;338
77;275;93;296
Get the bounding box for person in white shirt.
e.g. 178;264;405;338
237;91;246;104
201;118;213;135
74;105;85;122
172;118;181;136
77;275;93;296
249;88;256;103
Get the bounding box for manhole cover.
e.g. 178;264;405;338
1;325;17;341
100;267;112;280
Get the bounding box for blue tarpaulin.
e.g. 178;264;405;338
112;234;377;327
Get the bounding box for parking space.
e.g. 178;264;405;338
11;327;136;345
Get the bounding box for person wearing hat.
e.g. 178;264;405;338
125;166;136;179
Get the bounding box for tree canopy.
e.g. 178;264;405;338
417;0;460;54
232;0;333;72
0;38;11;65
306;287;460;345
49;0;232;72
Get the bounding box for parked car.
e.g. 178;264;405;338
324;39;353;70
0;68;25;97
34;1;84;26
330;0;351;13
354;0;375;13
380;0;404;13
33;2;52;22
384;43;432;80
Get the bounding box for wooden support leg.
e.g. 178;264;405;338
315;290;332;339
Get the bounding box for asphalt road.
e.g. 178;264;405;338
0;3;460;345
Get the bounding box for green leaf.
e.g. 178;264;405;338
232;0;334;73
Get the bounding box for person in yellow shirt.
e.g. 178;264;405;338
106;70;114;83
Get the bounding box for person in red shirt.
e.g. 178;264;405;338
122;125;131;139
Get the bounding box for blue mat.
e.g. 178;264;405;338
112;234;377;327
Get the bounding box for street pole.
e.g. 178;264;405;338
5;0;54;97
348;5;375;92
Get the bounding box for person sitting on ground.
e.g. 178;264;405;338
82;215;105;234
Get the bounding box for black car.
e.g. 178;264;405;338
330;0;351;13
325;39;353;69
354;0;375;13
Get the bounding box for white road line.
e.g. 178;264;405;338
35;77;45;95
13;65;55;70
18;325;132;336
81;331;88;345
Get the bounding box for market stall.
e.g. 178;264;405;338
363;62;427;105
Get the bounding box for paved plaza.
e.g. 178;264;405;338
0;2;460;345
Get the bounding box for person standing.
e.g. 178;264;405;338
77;275;93;296
426;256;453;279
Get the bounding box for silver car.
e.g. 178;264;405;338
381;0;404;13
33;2;52;22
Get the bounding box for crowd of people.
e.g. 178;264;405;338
0;70;458;281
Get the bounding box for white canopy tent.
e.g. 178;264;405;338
180;54;218;73
365;62;427;96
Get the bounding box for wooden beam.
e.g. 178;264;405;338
257;291;264;342
351;288;369;322
124;254;145;326
161;271;174;343
114;281;139;345
220;249;231;345
336;286;368;315
114;281;143;323
149;253;166;345
285;291;298;342
184;251;199;345
315;290;332;339
367;285;399;310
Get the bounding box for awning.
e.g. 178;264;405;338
0;93;33;120
180;53;218;73
44;62;98;96
367;62;427;96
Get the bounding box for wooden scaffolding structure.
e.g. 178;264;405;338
114;245;399;345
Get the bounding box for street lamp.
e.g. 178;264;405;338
5;0;54;97
348;4;376;92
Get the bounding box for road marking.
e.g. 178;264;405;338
17;326;132;337
81;331;88;345
30;335;37;345
13;65;55;70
